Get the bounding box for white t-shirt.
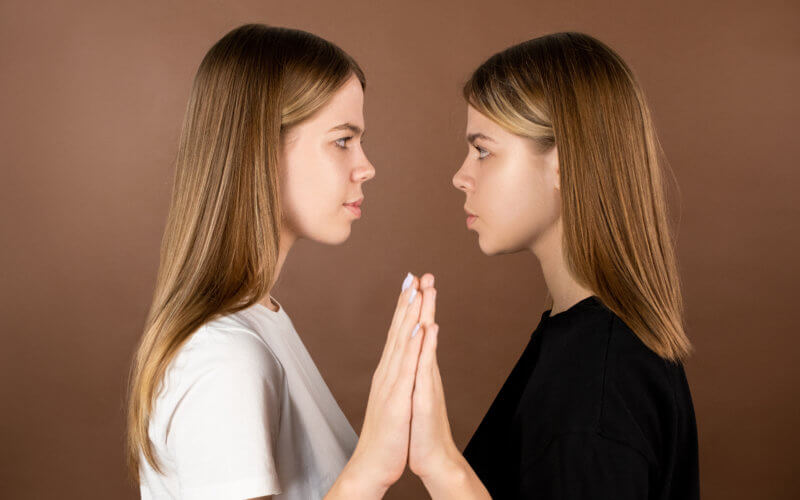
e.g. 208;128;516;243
139;297;358;499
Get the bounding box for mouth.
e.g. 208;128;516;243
465;207;478;229
343;197;364;218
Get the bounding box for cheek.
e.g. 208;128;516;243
282;149;351;237
480;168;533;221
312;156;349;217
479;167;557;248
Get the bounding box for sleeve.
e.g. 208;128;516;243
165;331;285;500
519;432;650;499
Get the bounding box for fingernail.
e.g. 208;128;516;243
411;323;420;338
408;287;417;304
401;272;413;291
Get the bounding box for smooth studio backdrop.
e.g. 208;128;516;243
1;0;797;498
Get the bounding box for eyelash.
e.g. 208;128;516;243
473;144;490;160
335;136;365;149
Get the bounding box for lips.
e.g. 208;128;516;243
343;197;363;218
465;207;478;229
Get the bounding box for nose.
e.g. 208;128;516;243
353;153;376;183
452;161;474;193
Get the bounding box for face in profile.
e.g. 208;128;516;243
453;105;562;256
279;74;375;245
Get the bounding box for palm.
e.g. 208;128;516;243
407;275;456;476
412;347;456;471
344;273;426;490
409;376;437;471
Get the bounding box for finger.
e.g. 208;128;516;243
383;275;419;356
390;274;419;332
398;286;423;342
374;275;418;380
412;324;439;409
417;322;439;377
392;275;419;329
395;316;427;395
419;286;437;327
394;288;423;367
384;290;423;381
420;272;435;289
402;271;415;292
431;351;448;415
418;273;436;327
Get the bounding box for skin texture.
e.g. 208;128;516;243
405;105;596;499
278;76;376;247
453;104;594;313
251;90;594;498
249;75;437;499
453;104;561;257
250;276;430;500
258;74;376;309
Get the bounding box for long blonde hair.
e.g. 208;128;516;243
125;23;365;482
464;32;691;362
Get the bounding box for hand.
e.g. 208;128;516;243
408;274;461;480
333;273;426;498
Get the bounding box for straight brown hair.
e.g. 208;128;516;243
464;32;691;362
125;23;365;482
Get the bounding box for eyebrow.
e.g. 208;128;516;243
466;132;495;143
329;122;364;135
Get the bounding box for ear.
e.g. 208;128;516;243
550;145;560;191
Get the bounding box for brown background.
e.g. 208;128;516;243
1;0;798;498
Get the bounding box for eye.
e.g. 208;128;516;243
473;144;490;160
335;136;353;149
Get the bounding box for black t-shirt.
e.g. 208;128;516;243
463;295;699;499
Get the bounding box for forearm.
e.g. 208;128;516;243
420;450;492;500
324;456;390;500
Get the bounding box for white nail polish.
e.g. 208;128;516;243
408;287;417;304
411;323;420;338
401;272;413;291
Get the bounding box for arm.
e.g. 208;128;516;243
321;273;431;499
407;277;650;499
167;333;285;499
518;432;650;498
169;274;427;500
408;276;492;500
417;446;491;500
408;322;491;500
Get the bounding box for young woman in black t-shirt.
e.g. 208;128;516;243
407;32;700;499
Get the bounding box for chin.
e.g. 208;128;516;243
477;233;520;256
477;234;500;255
311;224;352;245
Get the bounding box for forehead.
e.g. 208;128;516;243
312;75;365;127
466;104;506;138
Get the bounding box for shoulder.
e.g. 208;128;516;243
599;310;688;463
173;313;286;383
516;306;614;442
603;311;682;403
151;313;288;452
554;300;682;402
522;302;683;461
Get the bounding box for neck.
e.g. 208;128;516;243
531;217;595;316
258;225;297;312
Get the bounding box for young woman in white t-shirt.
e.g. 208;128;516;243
125;24;439;499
